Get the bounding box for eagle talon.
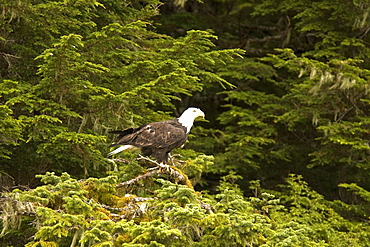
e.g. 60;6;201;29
157;163;171;174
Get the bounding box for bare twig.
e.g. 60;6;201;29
116;170;159;188
0;52;19;68
113;155;193;188
107;158;130;164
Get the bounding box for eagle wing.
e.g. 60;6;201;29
131;122;186;149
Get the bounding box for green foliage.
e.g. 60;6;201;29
2;171;370;246
339;182;370;202
215;92;282;172
4;172;350;246
272;174;370;246
0;103;22;158
259;48;370;185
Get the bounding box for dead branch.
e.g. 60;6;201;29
0;52;19;68
114;155;193;189
116;170;159;188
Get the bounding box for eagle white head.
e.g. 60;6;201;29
178;107;205;133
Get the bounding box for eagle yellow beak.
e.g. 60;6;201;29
196;110;205;120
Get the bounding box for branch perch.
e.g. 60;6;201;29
114;155;193;189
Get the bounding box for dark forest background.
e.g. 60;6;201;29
1;0;370;246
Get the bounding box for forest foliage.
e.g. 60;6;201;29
1;0;370;246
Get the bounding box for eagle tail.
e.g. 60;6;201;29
109;128;136;136
109;130;128;134
107;145;135;157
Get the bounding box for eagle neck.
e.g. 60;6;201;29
177;117;194;134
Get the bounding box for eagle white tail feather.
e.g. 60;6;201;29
107;145;135;156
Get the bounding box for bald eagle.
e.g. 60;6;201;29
108;107;205;164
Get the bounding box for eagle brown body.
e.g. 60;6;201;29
108;107;205;164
